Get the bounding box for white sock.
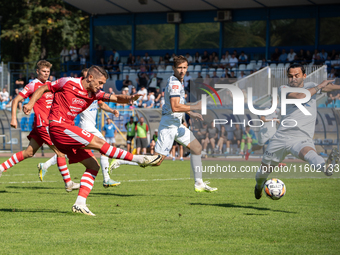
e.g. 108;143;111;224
304;150;325;172
116;160;138;166
44;154;57;170
191;154;203;186
75;196;86;205
255;165;271;188
132;155;145;164
227;148;230;153
100;155;110;182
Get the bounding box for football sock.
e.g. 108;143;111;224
1;151;24;171
304;150;325;171
43;154;57;170
100;155;110;182
191;154;203;185
240;142;245;151
227;148;230;153
247;142;252;150
116;160;138;166
57;157;71;184
255;165;271;188
75;169;98;205
100;143;133;161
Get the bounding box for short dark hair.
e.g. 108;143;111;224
287;63;306;75
173;55;188;67
87;65;108;79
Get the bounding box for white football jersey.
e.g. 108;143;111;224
79;100;98;129
161;75;185;126
276;82;320;139
261;108;280;132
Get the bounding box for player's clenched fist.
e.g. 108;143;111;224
23;103;33;115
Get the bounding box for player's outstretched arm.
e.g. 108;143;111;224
287;80;335;99
319;83;340;92
107;93;143;104
23;84;50;115
98;101;119;117
10;94;25;128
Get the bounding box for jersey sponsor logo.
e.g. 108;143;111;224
67;111;78;117
21;87;29;95
45;94;53;99
72;98;86;106
172;85;179;90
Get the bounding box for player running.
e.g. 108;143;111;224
0;60;79;192
38;68;121;188
153;55;217;192
254;63;340;199
23;65;162;216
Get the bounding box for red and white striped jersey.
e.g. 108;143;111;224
47;77;105;125
19;78;53;128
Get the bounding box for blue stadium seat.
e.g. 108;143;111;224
318;103;326;108
335;100;340;108
327;103;334;108
20;117;28;131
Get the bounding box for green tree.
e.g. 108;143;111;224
0;0;89;67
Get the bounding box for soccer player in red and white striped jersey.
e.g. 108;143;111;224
0;60;79;192
23;65;162;216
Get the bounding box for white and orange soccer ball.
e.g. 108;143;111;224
264;178;286;200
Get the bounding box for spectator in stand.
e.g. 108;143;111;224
238;71;247;80
0;88;9;103
233;50;238;59
6;88;23;110
194;52;201;64
125;117;137;153
148;73;162;93
325;56;332;67
278;49;287;62
135;55;141;67
271;48;280;62
314;55;323;66
79;45;88;68
225;51;231;63
136;71;149;90
220;54;229;68
197;122;209;153
122;75;133;91
230;71;237;78
229;54;238;68
143;52;150;64
103;118;117;147
212;71;219;85
135;117;149;155
330;49;337;60
327;90;340;106
69;46;78;62
331;55;340;68
112;49;120;63
328;68;337;79
60;46;69;62
154;87;162;108
221;68;230;78
305;50;313;63
216;125;229;154
15;74;26;91
127;53;133;66
48;74;56;82
149;129;158;155
160;89;165;109
137;85;148;107
106;55;114;71
208;55;214;68
143;94;154;108
28;73;35;83
183;71;192;91
212;56;220;68
319;49;328;61
287;49;296;63
297;49;306;64
169;53;176;62
158;56;165;70
196;72;203;79
164;53;170;64
148;57;156;71
186;53;193;64
203;74;211;86
239;51;248;63
312;49;319;61
99;57;106;69
201;51;209;65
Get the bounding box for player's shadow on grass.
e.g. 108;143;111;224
189;203;297;214
0;208;69;214
91;192;139;197
5;186;57;190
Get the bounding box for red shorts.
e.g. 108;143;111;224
49;121;95;164
27;126;53;147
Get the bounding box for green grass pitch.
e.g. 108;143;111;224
0;157;339;254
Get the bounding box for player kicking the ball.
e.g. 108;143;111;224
38;68;121;188
154;55;217;192
23;65;162;216
254;63;340;199
0;60;79;192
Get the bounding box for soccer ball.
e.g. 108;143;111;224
264;178;286;200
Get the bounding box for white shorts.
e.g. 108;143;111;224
257;128;276;146
155;123;194;156
106;137;116;144
262;135;316;165
80;125;105;140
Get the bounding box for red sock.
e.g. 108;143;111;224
57;157;71;184
1;151;24;171
78;169;98;199
100;142;133;161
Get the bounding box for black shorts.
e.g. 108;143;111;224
232;139;241;144
136;137;148;148
126;135;134;144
